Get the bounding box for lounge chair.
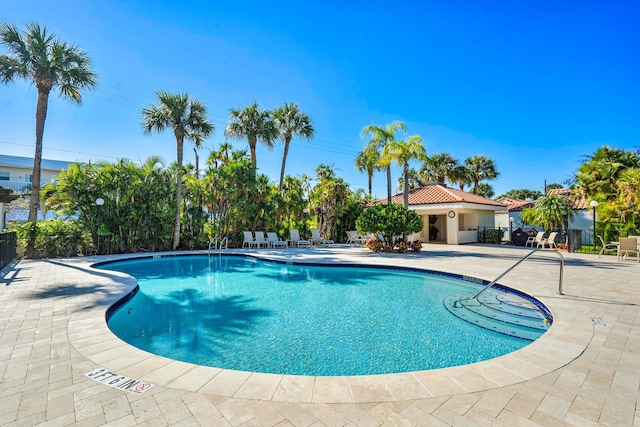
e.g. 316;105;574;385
253;231;269;248
310;229;334;246
289;229;311;247
242;231;258;248
525;231;545;248
597;235;618;258
267;232;288;248
537;232;558;249
348;230;366;245
617;237;640;262
346;230;356;245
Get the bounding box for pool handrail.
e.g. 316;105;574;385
470;248;565;299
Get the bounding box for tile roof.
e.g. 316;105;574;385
547;188;589;209
495;198;537;212
371;184;507;207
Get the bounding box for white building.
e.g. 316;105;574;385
371;184;506;244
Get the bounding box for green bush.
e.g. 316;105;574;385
356;204;423;252
11;220;92;258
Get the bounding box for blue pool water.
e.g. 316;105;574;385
101;255;547;376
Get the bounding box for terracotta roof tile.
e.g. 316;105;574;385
371;184;506;207
548;188;589;209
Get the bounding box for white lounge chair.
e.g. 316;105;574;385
290;229;311;247
310;229;334;246
267;232;288;248
242;231;258;248
617;237;639;262
538;232;558;249
348;230;366;245
525;231;545;248
253;231;269;248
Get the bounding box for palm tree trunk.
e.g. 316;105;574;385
173;137;184;250
26;88;50;258
403;163;409;208
279;138;291;190
368;171;372;198
386;166;392;204
249;136;258;171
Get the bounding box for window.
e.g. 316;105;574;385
0;171;9;181
25;174;33;183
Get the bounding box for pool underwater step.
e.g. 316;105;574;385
443;293;551;341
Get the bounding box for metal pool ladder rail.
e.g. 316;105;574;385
208;236;228;252
471;249;565;298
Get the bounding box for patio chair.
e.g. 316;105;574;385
267;232;288;248
597;235;618;258
538;232;558;249
242;231;258;248
310;229;334;246
253;231;269;248
525;231;545;248
289;229;311;247
350;230;367;245
617;237;640;262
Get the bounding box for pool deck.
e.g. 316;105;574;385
1;244;639;426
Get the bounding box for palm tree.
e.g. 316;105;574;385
450;165;473;191
381;135;427;208
420;152;459;185
354;142;380;198
272;102;314;190
464;155;499;194
0;21;97;257
142;91;214;250
225;101;278;171
397;167;424;192
360;121;407;203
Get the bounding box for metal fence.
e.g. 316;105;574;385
478;226;638;256
0;231;17;270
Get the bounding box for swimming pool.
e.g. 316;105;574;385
101;255;551;376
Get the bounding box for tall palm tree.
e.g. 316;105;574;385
272;102;314;190
421;152;459;185
397;167;424;192
0;21;97;257
464;155;499;194
360;121;407;203
142;91;214;250
225;101;278;171
448;165;472;191
381;135;427;208
354;142;380;198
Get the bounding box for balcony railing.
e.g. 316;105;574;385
0;180;35;193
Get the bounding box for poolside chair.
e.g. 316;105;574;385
310;229;334;246
349;230;366;245
617;237;640;262
525;231;545;248
253;231;269;248
346;230;356;245
289;229;311;247
242;231;258;248
267;232;288;248
597;235;618;258
538;232;558;249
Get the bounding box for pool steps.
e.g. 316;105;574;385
443;292;550;341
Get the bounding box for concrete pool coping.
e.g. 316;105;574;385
67;247;592;404
3;243;639;425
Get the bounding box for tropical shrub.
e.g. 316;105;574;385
11;220;92;258
356;204;423;252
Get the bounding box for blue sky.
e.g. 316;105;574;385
1;0;638;199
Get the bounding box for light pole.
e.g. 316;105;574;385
509;217;515;243
95;197;104;254
590;200;598;248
